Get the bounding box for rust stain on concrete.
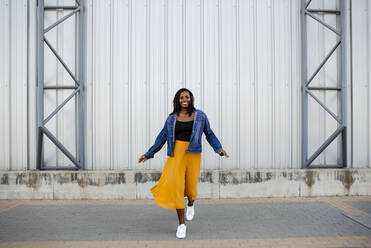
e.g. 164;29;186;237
135;172;161;183
338;170;355;195
219;171;274;185
16;173;26;185
304;170;315;188
78;177;87;188
1;174;8;184
219;171;232;185
14;173;40;189
199;171;213;183
118;172;126;184
304;170;316;196
27;173;39;189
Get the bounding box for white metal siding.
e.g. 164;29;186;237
0;0;370;171
352;0;371;168
0;0;28;170
28;0;37;171
84;0;302;170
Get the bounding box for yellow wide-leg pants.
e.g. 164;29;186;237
151;140;201;209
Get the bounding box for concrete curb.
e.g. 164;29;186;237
0;169;370;199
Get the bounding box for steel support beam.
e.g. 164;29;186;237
44;6;78;10
44;85;78;89
307;9;341;15
339;0;347;168
301;0;347;168
36;0;84;170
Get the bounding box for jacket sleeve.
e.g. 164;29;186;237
144;120;168;159
203;113;223;153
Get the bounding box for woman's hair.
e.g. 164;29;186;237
170;88;195;116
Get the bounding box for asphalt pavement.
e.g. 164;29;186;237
0;196;370;247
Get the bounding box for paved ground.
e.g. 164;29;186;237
0;196;370;247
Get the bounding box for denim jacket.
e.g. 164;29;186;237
144;108;223;159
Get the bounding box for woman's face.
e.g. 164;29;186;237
179;91;191;109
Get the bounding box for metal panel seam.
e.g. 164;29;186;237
200;0;205;169
128;0;132;169
236;0;240;169
146;0;150;170
110;0;114;170
183;0;186;88
218;0;222;169
271;0;275;169
368;0;371;168
253;0;258;169
26;0;30;170
8;0;12;171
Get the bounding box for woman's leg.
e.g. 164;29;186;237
176;209;185;224
175;208;186;239
184;153;201;221
184;153;201;205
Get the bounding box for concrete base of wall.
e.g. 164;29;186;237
0;169;370;199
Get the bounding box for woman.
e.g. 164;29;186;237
138;88;229;239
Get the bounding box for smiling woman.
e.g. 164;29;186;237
138;88;229;239
180;93;191;109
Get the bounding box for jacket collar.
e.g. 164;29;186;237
170;108;199;119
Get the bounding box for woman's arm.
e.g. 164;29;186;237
203;114;223;153
141;120;168;160
203;114;229;158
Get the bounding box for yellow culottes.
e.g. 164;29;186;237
151;140;201;209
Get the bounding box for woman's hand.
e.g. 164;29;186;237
138;155;148;163
218;150;229;158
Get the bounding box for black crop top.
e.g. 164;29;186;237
175;120;194;141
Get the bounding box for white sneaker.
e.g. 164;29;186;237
186;205;194;221
176;224;186;239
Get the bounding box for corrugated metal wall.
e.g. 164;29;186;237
0;0;370;171
352;0;371;168
0;0;29;170
84;0;302;170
